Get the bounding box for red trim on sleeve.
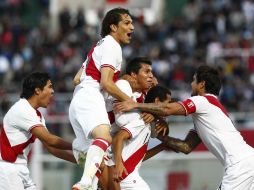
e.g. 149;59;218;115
100;65;120;81
29;124;44;132
181;99;196;115
101;64;115;71
121;127;132;138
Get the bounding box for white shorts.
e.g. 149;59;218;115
0;161;36;190
218;155;254;190
120;168;150;190
69;86;110;139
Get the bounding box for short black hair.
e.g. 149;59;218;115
145;85;171;103
126;57;152;75
101;7;131;38
20;72;51;99
195;65;221;95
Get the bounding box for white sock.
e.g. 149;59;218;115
80;138;109;186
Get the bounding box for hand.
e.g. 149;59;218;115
140;112;155;124
113;161;128;182
113;101;137;113
155;119;169;136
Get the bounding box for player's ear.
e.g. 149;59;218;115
110;24;118;32
130;72;137;79
34;88;41;95
154;97;160;103
200;81;205;88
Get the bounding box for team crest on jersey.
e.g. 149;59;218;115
187;101;194;108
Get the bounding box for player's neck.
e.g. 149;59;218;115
110;33;121;45
27;97;40;110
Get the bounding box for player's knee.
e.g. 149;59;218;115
92;124;112;144
104;135;112;145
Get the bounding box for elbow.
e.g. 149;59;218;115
45;136;59;148
182;145;193;154
112;137;118;146
73;78;80;86
100;81;110;91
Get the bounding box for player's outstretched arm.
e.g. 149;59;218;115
43;143;76;163
143;143;165;161
31;126;73;150
157;130;201;154
114;102;186;117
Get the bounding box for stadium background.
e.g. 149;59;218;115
1;0;254;189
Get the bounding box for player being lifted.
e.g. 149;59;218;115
69;7;134;190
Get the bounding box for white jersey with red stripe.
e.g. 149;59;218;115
79;35;122;98
180;94;254;168
0;98;45;164
106;80;145;136
106;80;151;180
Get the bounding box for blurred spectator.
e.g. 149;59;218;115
1;0;254;114
59;7;71;35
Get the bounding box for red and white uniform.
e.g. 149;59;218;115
106;80;151;190
0;98;46;190
180;94;254;190
69;35;122;145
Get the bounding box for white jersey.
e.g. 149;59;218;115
180;94;254;168
79;35;122;95
107;80;151;180
0;99;46;164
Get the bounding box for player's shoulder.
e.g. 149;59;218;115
11;99;36;117
188;95;207;101
116;79;132;96
102;35;121;49
116;79;130;86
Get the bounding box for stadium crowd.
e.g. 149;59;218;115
1;0;254;116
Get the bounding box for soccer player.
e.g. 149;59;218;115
69;7;134;190
115;65;254;190
110;85;171;190
0;72;76;190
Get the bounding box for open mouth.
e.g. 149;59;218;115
127;32;133;38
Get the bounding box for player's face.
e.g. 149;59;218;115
191;74;204;96
114;14;134;44
38;80;54;108
135;63;153;91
